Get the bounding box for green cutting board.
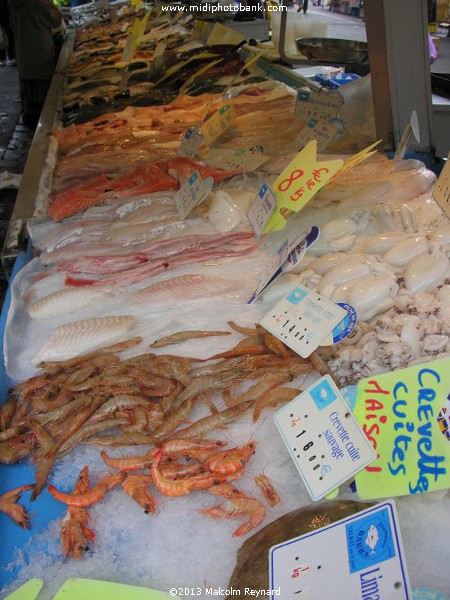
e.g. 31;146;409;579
3;579;43;600
52;579;180;600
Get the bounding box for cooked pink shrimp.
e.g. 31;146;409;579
122;474;156;514
206;484;265;537
49;472;125;507
0;484;35;528
254;474;280;507
206;441;257;475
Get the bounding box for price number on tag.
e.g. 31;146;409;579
177;128;203;158
174;171;213;220
295;90;343;123
202;105;237;146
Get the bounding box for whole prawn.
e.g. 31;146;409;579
122;474;156;514
49;472;126;507
206;441;257;475
60;466;95;559
0;484;35;528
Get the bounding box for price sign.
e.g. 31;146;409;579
354;357;450;499
297;118;345;152
260;284;346;358
247;226;319;303
201;105;238;146
433;154;450;220
269;501;411;599
294;90;343;123
247;182;278;238
177;128;204;158
332;139;382;179
174;171;213;220
205;148;269;173
273;375;376;500
263;141;343;234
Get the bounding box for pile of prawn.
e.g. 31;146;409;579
0;321;316;545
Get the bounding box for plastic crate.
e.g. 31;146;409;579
314;73;360;90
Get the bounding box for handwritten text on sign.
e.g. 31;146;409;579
263;140;343;233
294;90;343;123
354;357;450;499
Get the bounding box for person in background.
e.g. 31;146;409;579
297;0;308;13
8;0;62;126
0;0;15;65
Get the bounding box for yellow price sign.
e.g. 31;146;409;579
263;140;343;233
333;139;382;178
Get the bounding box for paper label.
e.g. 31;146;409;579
173;171;213;220
259;284;346;358
263;141;343;233
296;117;345;152
247;182;278;238
206;22;246;46
273;375;377;500
177;128;204;158
413;590;449;600
320;302;357;346
433;155;450;220
269;501;411;599
294;90;343;123
204;148;269;173
247;227;320;303
201;105;238;146
354;358;450;499
394;111;420;160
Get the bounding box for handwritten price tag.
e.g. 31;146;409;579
177;128;204;158
174;171;213;220
247;182;278;238
295;90;343;123
354;357;450;499
263;141;343;233
433;154;450;220
202;105;238;146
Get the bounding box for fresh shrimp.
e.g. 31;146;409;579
162;437;226;455
261;330;291;358
204;338;266;361
161;382;185;415
252;387;302;423
159;462;207;480
0;396;17;430
0;424;27;442
49;472;126;507
149;330;230;348
31;421;56;500
100;448;158;472
254;474;280;507
120;406;148;434
58;418;129;456
122;474;156;514
206;484;265;537
85;431;156;447
162;402;252;441
0;484;35;528
206;441;257;475
227;321;258;336
0;433;35;464
60;466;95;559
150;450;218;497
189;357;245;378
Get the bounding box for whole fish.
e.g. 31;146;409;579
226;501;370;597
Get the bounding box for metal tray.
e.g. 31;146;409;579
296;37;369;64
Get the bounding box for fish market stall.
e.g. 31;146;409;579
1;4;450;600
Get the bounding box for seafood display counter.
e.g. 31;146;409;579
1;5;450;600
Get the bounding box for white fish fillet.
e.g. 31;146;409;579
130;274;238;304
28;286;122;319
33;315;135;364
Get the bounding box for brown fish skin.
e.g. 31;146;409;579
226;501;371;597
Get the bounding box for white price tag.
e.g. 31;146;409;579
273;375;377;501
433;155;450;220
174;171;213;220
269;500;411;599
260;284;346;358
247;182;278;238
295;90;343;123
202;105;237;146
247;227;320;303
205;148;269;173
297;118;345;152
177;128;204;158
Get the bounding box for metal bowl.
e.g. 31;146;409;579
296;38;369;64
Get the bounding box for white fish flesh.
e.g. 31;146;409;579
28;286;122;319
106;218;190;246
33;315;135;364
130;274;238;304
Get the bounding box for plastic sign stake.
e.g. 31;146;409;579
354;357;450;499
273;375;377;501
262;141;343;234
433;153;450;220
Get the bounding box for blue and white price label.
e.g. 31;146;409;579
174;171;213;220
177;127;204;158
273;375;376;501
201;104;237;146
269;500;411;599
294;90;343;123
247;182;278;238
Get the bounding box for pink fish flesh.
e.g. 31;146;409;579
130;274;238;304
